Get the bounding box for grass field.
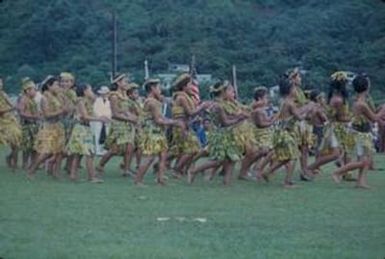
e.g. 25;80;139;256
0;149;384;259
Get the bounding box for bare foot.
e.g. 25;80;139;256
135;182;147;188
89;178;104;183
26;173;35;181
187;170;196;184
332;173;341;184
261;173;270;183
96;165;104;177
156;178;166;186
283;181;298;188
355;184;371;189
5;155;12;168
170;169;182;179
238;175;250;181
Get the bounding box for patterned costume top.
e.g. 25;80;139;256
104;91;135;151
34;91;65;154
139;97;168;155
0;91;22;146
272;102;299;161
20;96;39;123
75;97;94;124
43;91;63;121
0;91;14;119
171;91;196;120
293;87;307;107
207;98;243;161
111;91;131;116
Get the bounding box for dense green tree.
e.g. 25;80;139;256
0;0;384;102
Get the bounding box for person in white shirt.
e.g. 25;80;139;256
92;86;112;155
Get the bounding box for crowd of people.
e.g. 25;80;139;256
0;69;384;188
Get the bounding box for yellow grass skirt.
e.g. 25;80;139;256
35;122;65;154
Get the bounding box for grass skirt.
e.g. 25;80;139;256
138;123;168;156
208;127;243;162
66;123;95;156
254;126;273;150
34;122;65;154
233;121;256;154
352;130;374;157
272;128;298;161
105;120;135;153
0;115;22;147
319;123;355;155
170;127;200;155
297;121;315;148
21;122;39;152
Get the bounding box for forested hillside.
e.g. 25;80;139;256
1;0;384;99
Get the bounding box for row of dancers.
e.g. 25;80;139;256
0;69;383;188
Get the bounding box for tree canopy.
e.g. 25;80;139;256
1;0;384;100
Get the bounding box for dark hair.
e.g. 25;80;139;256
144;81;159;93
75;83;90;97
278;77;292;97
352;75;369;93
110;83;118;91
309;90;320;102
173;74;191;92
41;76;58;92
327;78;348;104
210;81;225;98
253;88;267;101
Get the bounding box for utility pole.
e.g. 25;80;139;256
112;11;117;78
144;59;149;80
232;65;238;99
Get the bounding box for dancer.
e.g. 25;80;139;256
332;75;385;188
28;76;67;179
0;76;22;170
188;81;247;185
66;83;107;183
97;73;138;176
18;78;41;169
134;79;184;186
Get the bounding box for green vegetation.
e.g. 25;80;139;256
0;148;384;258
1;0;385;99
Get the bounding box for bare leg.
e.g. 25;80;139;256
188;160;222;184
355;156;370;189
256;150;273;180
135;149;142;170
52;153;63;179
156;151;168;185
239;148;265;180
332;161;365;183
262;160;287;182
135;156;155;185
123;143;134;174
97;148;117;174
223;159;235;185
299;145;312;180
308;148;340;172
22;151;29;170
172;154;190;178
27;153;51;179
69;155;80;181
284;161;296;187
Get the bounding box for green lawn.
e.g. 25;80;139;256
0;149;384;259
